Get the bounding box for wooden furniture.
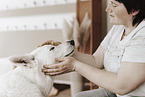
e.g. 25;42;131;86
76;0;103;90
77;0;102;54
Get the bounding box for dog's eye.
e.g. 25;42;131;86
49;47;55;51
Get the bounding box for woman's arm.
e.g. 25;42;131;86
74;60;145;95
73;45;104;69
43;54;145;94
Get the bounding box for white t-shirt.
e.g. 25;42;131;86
101;20;145;96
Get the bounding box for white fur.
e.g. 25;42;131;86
0;41;75;97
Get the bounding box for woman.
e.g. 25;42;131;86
42;0;145;96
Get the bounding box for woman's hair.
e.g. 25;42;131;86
115;0;145;26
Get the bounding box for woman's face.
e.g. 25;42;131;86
106;0;133;27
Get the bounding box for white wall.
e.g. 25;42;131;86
0;1;76;58
0;30;63;57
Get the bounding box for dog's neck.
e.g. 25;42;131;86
34;59;53;96
14;59;53;97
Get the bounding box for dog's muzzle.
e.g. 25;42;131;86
65;40;75;57
67;40;75;46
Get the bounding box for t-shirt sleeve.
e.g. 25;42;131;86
122;46;145;63
122;28;145;63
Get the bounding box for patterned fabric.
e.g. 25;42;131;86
101;20;145;96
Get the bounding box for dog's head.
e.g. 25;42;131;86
9;40;75;68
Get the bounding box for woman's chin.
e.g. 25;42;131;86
110;20;115;25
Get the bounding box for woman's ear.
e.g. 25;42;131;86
132;10;140;16
8;54;34;66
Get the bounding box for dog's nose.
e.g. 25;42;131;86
69;40;75;46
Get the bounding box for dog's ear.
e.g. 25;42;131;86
9;54;35;66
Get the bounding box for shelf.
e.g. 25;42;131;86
0;29;62;33
0;3;76;17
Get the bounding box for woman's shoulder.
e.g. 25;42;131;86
135;27;145;37
136;20;145;33
128;21;145;46
132;20;145;39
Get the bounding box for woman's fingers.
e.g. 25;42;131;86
44;69;68;76
42;68;59;73
43;58;66;69
43;67;70;76
55;57;67;63
43;64;61;69
42;66;66;73
42;57;75;76
42;64;71;76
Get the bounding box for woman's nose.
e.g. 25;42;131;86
105;7;109;12
106;4;112;13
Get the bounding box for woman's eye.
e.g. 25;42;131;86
112;3;117;7
49;47;55;51
111;1;117;7
112;4;117;7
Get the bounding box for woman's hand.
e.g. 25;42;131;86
42;57;77;76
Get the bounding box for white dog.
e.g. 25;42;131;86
0;40;75;97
